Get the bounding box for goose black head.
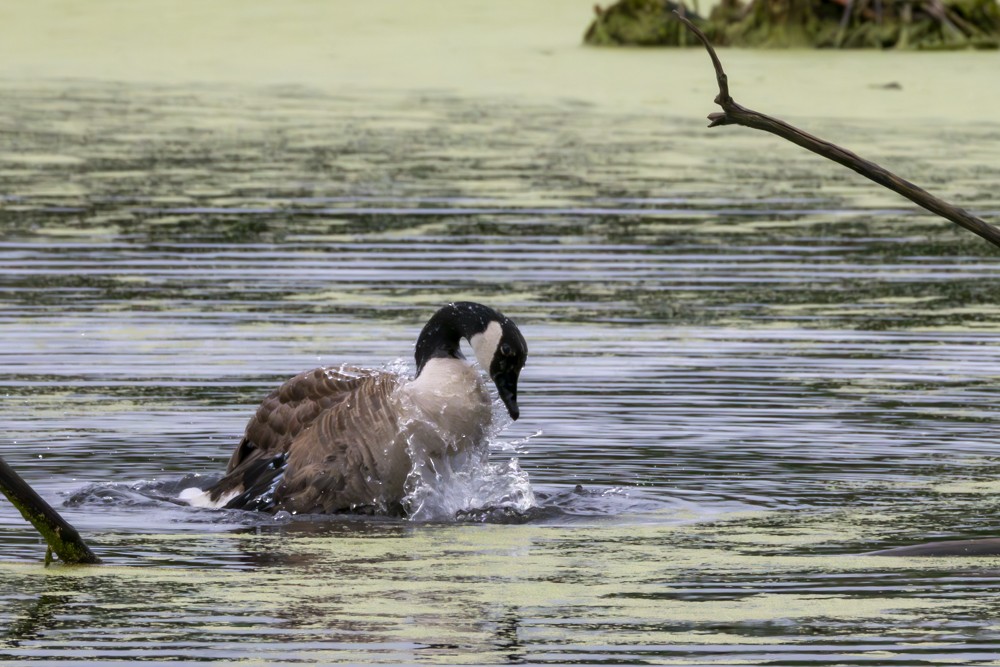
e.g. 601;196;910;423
414;302;528;420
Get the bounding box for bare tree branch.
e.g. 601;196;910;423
673;11;1000;250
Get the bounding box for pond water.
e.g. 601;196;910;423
4;1;1000;664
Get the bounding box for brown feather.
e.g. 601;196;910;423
205;366;403;512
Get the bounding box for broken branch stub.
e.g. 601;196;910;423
673;11;1000;250
0;456;101;565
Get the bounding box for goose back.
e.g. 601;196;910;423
226;366;387;472
206;366;403;513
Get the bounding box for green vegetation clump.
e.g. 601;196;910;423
584;0;1000;48
585;0;708;45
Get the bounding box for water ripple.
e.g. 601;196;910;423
4;83;1000;664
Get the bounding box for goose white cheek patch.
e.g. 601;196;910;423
469;320;502;372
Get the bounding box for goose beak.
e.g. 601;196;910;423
492;371;520;420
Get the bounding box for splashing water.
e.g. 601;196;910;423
402;383;538;522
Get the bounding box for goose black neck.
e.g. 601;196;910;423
414;302;503;375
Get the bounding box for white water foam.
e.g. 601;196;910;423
402;396;538;522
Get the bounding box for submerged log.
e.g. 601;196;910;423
867;537;1000;556
674;11;1000;250
586;0;1000;48
0;456;101;565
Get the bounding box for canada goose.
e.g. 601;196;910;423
181;302;528;516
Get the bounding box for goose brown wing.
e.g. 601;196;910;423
272;370;404;514
204;366;388;507
227;365;383;471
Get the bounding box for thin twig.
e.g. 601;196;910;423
673;11;1000;250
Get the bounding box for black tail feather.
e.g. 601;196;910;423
205;452;289;513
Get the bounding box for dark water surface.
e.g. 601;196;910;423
4;82;1000;664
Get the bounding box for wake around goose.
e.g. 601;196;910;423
181;302;528;516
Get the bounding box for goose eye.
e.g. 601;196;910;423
500;342;513;357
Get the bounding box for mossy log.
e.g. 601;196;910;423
0;456;101;565
585;0;1000;48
